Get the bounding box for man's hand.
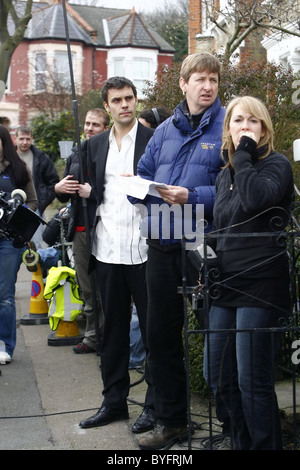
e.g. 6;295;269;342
157;185;189;205
78;182;91;198
55;175;80;194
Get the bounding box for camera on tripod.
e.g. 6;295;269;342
0;189;44;247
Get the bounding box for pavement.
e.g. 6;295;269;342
1;263;150;451
0;262;299;454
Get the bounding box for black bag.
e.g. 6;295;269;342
43;214;60;246
43;208;70;246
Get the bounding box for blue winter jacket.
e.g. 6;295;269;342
135;97;225;248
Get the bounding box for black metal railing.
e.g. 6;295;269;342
182;202;300;450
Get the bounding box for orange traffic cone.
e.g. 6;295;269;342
21;263;49;325
47;319;84;346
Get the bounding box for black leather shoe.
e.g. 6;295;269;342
132;407;156;434
79;405;129;428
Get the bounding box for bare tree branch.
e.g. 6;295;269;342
0;0;33;83
200;0;300;60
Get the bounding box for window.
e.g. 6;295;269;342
54;51;73;91
35;52;47;91
114;58;124;76
132;59;150;95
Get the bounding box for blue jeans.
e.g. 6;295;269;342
0;238;24;356
204;305;283;450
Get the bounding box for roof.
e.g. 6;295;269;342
25;2;93;44
71;3;174;52
10;1;174;52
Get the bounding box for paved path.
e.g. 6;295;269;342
0;263;299;454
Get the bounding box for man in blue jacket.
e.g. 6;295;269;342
134;52;225;450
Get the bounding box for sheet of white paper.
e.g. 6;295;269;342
118;175;168;199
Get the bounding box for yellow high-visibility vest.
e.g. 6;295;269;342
44;266;83;330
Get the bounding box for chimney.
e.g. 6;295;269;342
189;0;202;54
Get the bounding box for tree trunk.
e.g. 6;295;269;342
0;0;33;84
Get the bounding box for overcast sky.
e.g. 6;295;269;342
70;0;181;14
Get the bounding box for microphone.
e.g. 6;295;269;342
11;189;27;205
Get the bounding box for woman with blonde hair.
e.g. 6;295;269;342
222;95;274;163
204;96;294;449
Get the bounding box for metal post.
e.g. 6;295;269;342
61;0;102;355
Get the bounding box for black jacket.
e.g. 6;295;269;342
56;139;97;242
86;122;154;271
210;137;294;273
87;122;154;207
30;145;59;214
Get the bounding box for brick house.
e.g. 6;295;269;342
188;0;300;69
1;0;174;126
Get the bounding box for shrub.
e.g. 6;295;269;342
30;111;76;162
185;307;209;395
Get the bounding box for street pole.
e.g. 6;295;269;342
61;0;102;356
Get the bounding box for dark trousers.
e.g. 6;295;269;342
73;231;103;348
95;260;154;410
146;245;198;427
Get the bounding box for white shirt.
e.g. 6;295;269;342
92;120;148;265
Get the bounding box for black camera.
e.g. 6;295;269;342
0;190;44;247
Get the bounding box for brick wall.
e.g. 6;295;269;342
189;0;201;54
189;0;266;62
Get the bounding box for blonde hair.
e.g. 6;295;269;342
180;52;221;83
222;96;274;167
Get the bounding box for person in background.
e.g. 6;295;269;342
204;96;294;450
15;125;59;249
0;117;11;130
0;125;38;364
130;52;224;450
79;76;155;434
139;107;172;129
54;108;110;354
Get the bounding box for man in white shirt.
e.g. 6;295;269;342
79;77;155;433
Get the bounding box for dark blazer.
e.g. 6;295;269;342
87;121;154;207
86;121;154;272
